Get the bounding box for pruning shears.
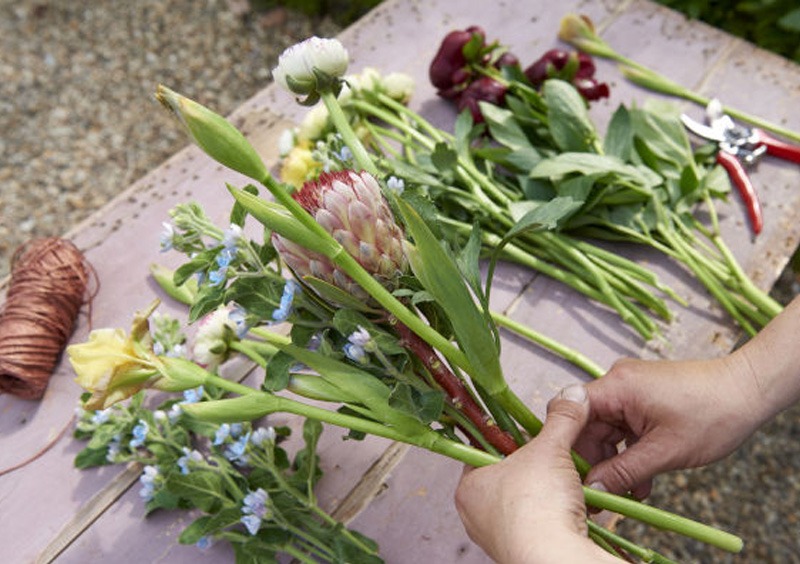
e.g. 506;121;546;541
680;100;800;236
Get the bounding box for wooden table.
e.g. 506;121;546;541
2;0;799;562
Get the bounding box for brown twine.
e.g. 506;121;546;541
0;237;95;400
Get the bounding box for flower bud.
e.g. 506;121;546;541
428;26;485;91
573;77;610;101
382;72;415;104
272;36;349;97
558;14;616;59
456;76;508;123
155;85;268;182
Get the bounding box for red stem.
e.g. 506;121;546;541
392;318;518;456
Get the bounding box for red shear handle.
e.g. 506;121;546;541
716;151;763;235
754;129;800;164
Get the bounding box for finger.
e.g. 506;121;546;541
584;438;666;497
538;384;591;451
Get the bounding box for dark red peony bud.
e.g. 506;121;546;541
456;76;508;123
429;26;486;91
573;77;610;101
494;51;520;70
575;52;596;79
523;49;571;86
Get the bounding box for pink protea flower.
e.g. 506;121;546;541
272;170;408;301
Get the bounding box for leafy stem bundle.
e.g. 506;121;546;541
339;73;780;336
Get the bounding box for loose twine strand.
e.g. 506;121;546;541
0;237;96;399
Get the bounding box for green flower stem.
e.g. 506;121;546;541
540;232;654;339
572;239;686;306
282;541;326;564
492;386;591;477
229;340;270;368
442;402;503;456
586;521;676;564
320;90;379;176
351;98;513;208
661;227;757;335
442;218;644;324
695;222;782;319
490;312;605;378
188;371;742;552
600;50;800;144
583;488;743;554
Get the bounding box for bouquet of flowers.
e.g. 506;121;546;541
69;35;745;562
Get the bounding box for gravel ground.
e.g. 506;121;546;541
2;1;799;562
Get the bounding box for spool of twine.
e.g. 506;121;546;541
0;237;94;400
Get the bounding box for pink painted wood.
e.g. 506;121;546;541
1;0;799;562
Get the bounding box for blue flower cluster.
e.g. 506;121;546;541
343;326;372;364
240;488;270;535
129;420;149;449
272;279;301;322
209;225;242;286
177;447;204;475
139;465;160;501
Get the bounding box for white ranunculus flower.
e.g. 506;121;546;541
272;37;349;96
382;72;415;103
297;104;330;142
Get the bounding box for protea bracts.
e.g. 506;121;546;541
273;170;518;455
272;170;408;301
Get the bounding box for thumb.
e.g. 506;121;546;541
538;384;590;451
585;439;663;498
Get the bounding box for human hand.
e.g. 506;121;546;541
579;355;762;499
455;385;617;563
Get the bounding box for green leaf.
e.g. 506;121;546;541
604;105;633;160
178;516;213;545
165;470;225;513
174;248;219;287
388;382;444;425
292;418;324;489
225;276;282;320
396;199;505;394
302;276;374;312
455;224;484;299
279;344;392;407
530;152;659;194
430;142;458;176
232;540;277;564
505;197;582;238
188;283;226;323
230;184;260;227
74;447;111;469
263;351;293;392
699;163;731;198
479;102;542;169
227;186;338;257
543;79;600;152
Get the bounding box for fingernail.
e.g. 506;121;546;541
587;481;607;492
559;384;587;404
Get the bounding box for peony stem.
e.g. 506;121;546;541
490;312;605;378
392;318;520;455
